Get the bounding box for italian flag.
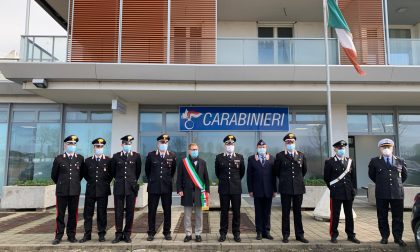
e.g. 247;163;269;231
327;0;365;75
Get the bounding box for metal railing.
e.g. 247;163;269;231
389;39;420;65
217;38;339;65
20;35;67;62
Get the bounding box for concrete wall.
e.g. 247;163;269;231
217;21;257;37
294;22;324;38
330;104;348;155
111;102;139;154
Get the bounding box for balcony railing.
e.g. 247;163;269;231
20;35;67;62
217;38;339;65
389;39;420;65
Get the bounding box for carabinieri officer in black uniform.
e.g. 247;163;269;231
111;135;142;244
145;134;177;241
51;135;84;245
80;138;112;243
215;135;245;243
274;133;308;244
368;138;408;247
324;140;360;244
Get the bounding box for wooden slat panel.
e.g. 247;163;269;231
121;0;167;63
68;0;119;62
170;0;216;64
339;0;386;65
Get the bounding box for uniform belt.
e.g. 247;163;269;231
330;158;352;186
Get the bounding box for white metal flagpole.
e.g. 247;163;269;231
323;0;333;157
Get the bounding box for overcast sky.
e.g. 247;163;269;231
0;0;66;57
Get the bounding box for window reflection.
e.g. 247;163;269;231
398;115;420;186
0;123;7;193
348;114;368;133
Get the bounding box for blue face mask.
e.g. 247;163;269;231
66;145;76;153
123;145;132;152
159;144;168;152
257;148;266;156
286;144;295;151
95;148;104;156
337;148;346;157
190;150;199;158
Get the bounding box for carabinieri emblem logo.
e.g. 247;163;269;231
181;109;202;130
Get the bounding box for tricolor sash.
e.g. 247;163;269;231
182;157;209;211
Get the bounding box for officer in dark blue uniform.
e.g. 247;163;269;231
111;135;142;243
51;135;84;245
215;135;245;243
368;138;408;247
274;133;308;243
247;139;276;240
145;134;177;241
80;138;112;243
324;140;360;244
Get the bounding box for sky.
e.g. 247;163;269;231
0;0;66;57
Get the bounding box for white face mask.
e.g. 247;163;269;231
381;148;393;157
225;145;234;154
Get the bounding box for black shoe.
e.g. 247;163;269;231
263;233;274;240
348;237;360;244
79;235;91;243
164;234;172;241
394;239;407;247
256;233;262;240
52;238;61;245
184;235;192;242
195;235;202;242
124;236;132;243
297;237;309;243
67;237;77;243
331;237;337;243
98;236;105;242
147;234;154;241
380;238;388;244
282;237;289;243
234;235;241;242
218;234;226;242
112;235;123;244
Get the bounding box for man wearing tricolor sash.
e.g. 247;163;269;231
176;143;210;243
324;140;360;244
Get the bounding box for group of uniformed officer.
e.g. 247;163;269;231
50;132;408;247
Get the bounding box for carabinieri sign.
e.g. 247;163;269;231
179;106;289;131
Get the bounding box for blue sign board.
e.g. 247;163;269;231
179;106;289;131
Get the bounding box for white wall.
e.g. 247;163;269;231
111;103;139;154
294;22;324;38
330;104;348;156
217;21;257;37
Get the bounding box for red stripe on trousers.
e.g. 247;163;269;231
329;197;333;237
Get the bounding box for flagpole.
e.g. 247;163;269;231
323;0;333;157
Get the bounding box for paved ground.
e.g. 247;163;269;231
0;196;417;251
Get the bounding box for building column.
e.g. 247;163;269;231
111;103;139;153
330;104;348;153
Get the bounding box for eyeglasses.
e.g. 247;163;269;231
190;149;198;151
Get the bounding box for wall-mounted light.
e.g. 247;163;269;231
32;78;48;88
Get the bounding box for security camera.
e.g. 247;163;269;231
32;78;48;88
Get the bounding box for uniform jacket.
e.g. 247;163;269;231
145;150;177;194
215;153;245;195
274;150;307;195
324;155;357;200
111;151;142;196
368;155;407;199
247;154;276;198
83;155;113;197
176;156;210;207
51;153;84;196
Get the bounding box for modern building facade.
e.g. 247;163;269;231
1;0;420;197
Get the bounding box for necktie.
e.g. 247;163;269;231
386;157;391;166
96;157;100;162
260;156;265;165
69;155;73;160
161;155;164;159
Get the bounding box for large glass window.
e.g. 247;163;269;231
398;113;420;186
348;111;395;135
0;106;9;193
8;105;61;185
347;114;368;133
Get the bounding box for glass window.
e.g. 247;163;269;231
66;111;88;121
295;113;326;122
0;123;7;193
347;114;368;133
91;111;112;121
0;111;8;122
399;114;420;122
398;115;420;186
140;113;162;132
8;122;61;185
13;111;36;122
165;113;179;132
372;114;394;133
39;111;61;121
